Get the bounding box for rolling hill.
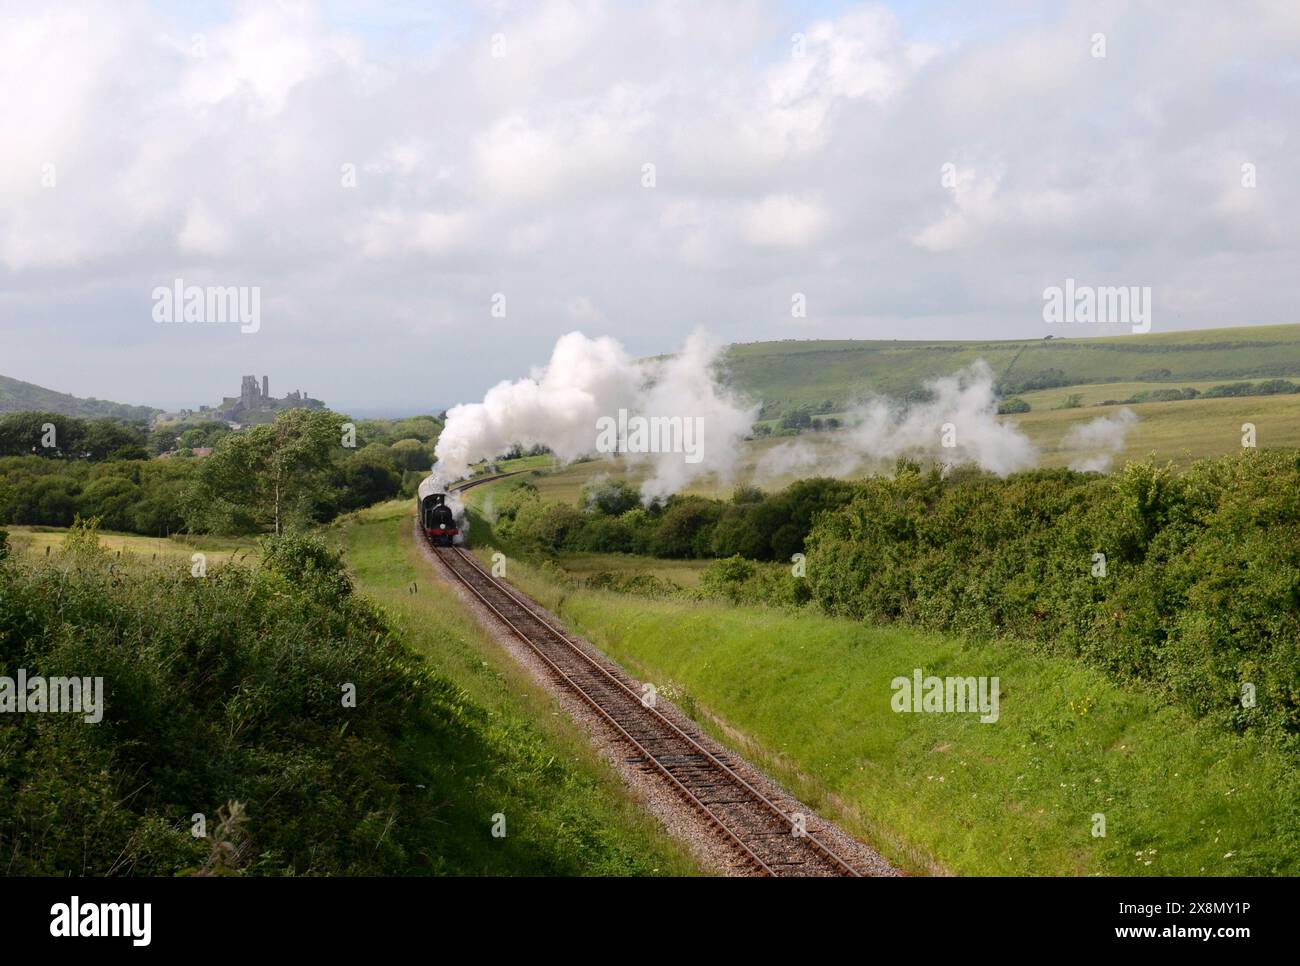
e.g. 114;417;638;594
0;373;157;421
721;323;1300;417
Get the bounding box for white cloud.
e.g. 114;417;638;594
0;0;1298;411
742;194;829;248
177;200;235;256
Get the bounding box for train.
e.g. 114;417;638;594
417;477;459;546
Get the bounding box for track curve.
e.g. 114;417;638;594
429;531;864;877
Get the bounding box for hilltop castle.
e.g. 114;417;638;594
207;375;325;424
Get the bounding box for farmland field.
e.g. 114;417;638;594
551;551;711;589
463;387;1300;503
2;525;255;564
723;323;1300;418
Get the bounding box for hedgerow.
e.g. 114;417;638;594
803;451;1300;745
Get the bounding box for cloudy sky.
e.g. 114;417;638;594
2;0;1298;413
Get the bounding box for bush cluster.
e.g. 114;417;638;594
0;456;192;533
802;452;1300;744
495;476;856;563
0;532;466;874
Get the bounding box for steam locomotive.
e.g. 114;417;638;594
417;478;459;546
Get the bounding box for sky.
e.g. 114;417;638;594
1;0;1298;414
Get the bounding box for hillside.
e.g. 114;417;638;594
0;373;157;421
722;323;1300;417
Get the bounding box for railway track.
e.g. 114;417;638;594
428;496;863;875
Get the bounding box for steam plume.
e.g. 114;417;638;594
756;360;1037;481
1063;408;1138;472
432;330;759;501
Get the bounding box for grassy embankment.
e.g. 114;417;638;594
461;482;1300;877
330;500;700;876
2;512;699;875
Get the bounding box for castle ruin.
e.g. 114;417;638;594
217;375;324;424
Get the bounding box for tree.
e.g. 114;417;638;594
337;450;402;512
0;412;81;458
581;478;640;516
81;419;146;460
389;438;433;471
189;409;346;534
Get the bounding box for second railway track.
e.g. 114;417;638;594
431;532;864;877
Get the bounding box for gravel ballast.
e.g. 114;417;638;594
416;528;900;877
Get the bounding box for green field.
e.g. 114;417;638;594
723;323;1300;417
468;541;1300;876
3;525;255;565
465;385;1300;503
330;502;701;875
454;325;1300;501
552;551;711;590
1009;393;1300;468
1018;379;1231;409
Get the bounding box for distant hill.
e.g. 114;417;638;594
721;323;1300;418
0;374;157;422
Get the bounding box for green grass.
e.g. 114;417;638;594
1017;379;1240;409
466;389;1300;503
475;545;1300;877
330;501;701;876
3;525;255;564
724;323;1300;418
552;551;711;589
1008;393;1300;468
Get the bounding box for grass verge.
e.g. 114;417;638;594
331;500;700;876
476;536;1300;876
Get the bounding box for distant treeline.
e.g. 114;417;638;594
493;476;856;564
0;412;150;460
0;410;442;535
1101;378;1300;405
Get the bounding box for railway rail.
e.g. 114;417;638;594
433;472;863;875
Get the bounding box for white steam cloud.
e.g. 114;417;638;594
432;330;759;501
1063;408;1138;472
433;343;1139;500
756;360;1037;481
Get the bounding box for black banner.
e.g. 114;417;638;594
0;875;1282;951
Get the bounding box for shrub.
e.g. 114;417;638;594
697;555;811;607
803;451;1300;744
583;570;681;597
581;478;641;516
0;534;463;875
